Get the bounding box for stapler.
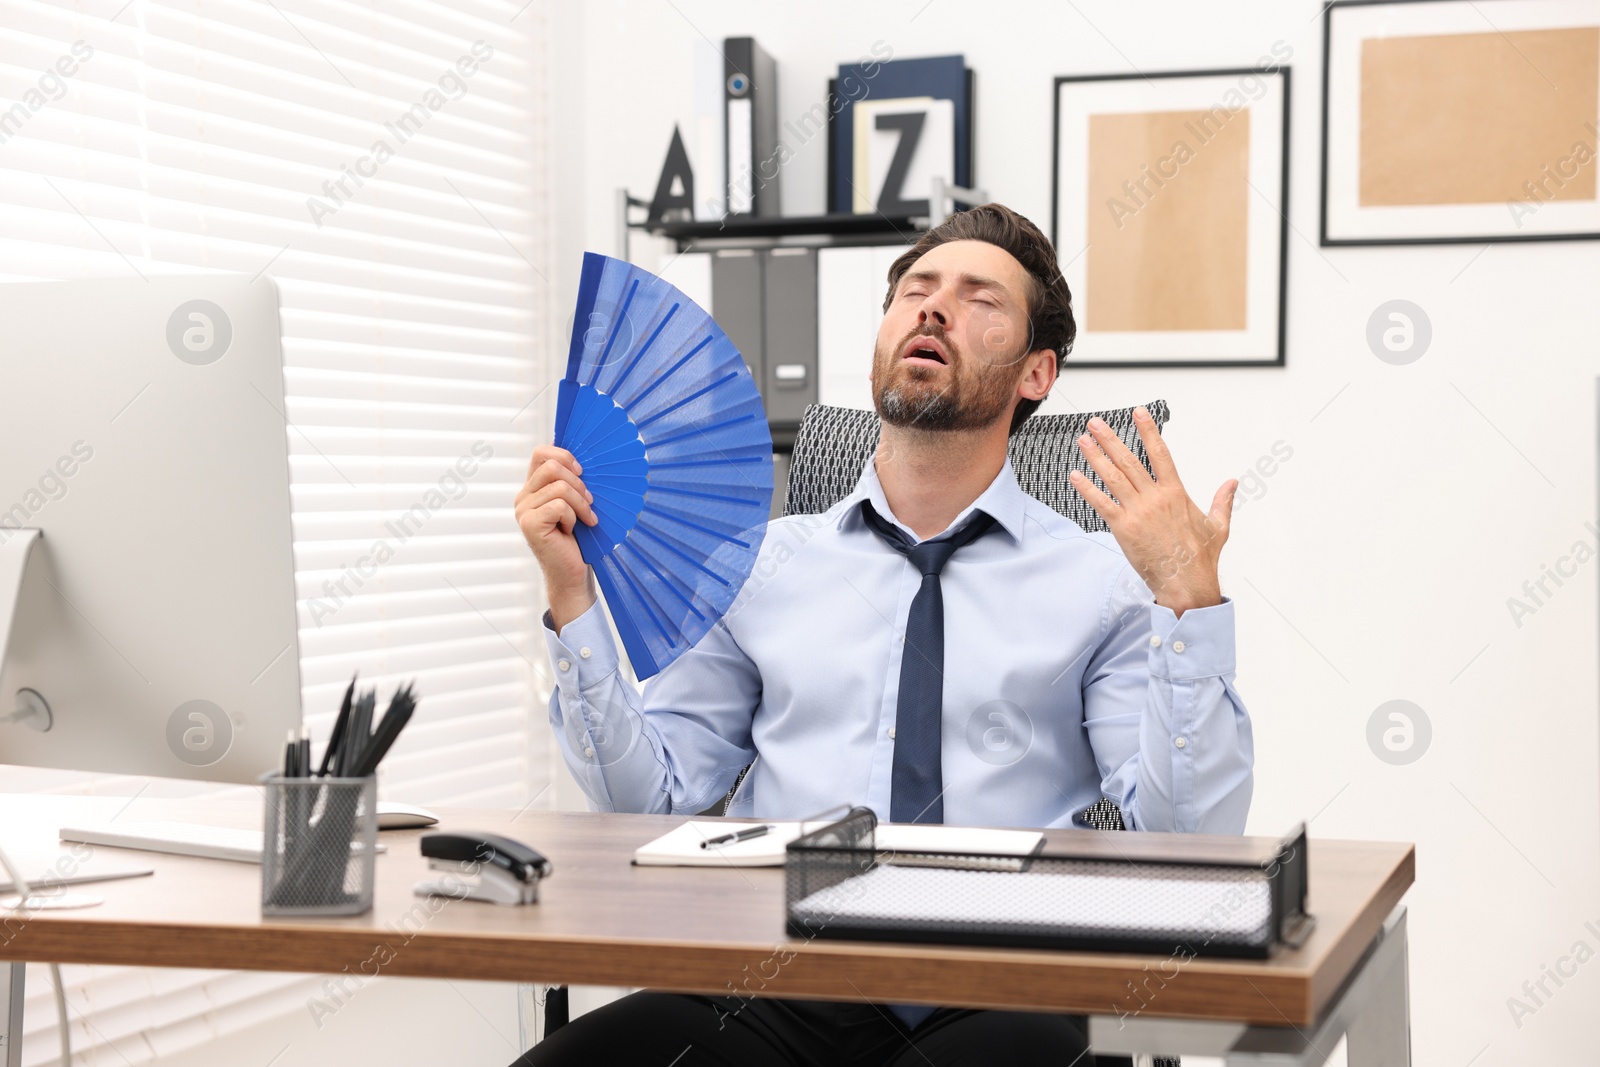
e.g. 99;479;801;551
414;831;553;906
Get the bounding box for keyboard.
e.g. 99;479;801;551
59;821;385;864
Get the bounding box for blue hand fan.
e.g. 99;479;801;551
555;252;773;680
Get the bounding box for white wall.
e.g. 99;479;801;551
550;3;1600;1065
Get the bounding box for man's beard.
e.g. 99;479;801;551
872;326;1019;432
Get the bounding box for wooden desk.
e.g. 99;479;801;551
0;797;1414;1065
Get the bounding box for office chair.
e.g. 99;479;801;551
536;400;1179;1067
783;399;1169;541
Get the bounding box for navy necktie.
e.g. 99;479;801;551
860;500;997;826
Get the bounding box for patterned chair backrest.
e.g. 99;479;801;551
782;400;1172;836
783;400;1170;532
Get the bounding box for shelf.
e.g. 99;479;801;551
642;212;925;249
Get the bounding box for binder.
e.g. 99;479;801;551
760;247;818;435
724;36;780;218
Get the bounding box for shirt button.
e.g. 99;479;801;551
1174;736;1187;749
1172;641;1186;654
1149;635;1162;648
888;727;897;740
583;746;595;759
580;647;592;659
558;658;572;671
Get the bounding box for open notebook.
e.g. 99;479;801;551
633;821;1044;868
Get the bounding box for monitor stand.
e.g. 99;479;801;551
0;530;41;717
0;531;51;734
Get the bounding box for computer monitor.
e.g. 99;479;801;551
0;274;302;783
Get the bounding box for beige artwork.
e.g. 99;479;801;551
1086;107;1250;332
1359;28;1599;206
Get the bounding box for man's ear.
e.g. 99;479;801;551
1018;348;1057;402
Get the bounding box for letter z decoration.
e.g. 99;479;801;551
874;111;928;215
852;97;956;217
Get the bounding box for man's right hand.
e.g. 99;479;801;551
515;444;600;632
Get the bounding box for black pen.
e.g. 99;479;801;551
342;690;374;777
319;675;357;777
352;684;416;777
699;824;774;849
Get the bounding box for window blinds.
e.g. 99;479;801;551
0;0;552;1060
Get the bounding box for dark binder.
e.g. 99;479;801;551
724;36;781;218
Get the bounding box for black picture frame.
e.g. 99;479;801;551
1050;67;1290;369
1320;0;1600;247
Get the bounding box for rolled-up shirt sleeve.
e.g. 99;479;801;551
542;600;760;814
1083;564;1254;834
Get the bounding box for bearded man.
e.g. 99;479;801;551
513;202;1253;1066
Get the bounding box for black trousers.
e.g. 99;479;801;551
510;991;1093;1067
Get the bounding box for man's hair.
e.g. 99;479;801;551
882;203;1076;434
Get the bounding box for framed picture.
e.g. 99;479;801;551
1322;0;1600;246
1052;67;1290;368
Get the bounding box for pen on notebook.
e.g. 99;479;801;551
700;824;774;849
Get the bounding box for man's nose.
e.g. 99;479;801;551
917;300;948;329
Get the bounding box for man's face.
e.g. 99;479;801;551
872;239;1038;432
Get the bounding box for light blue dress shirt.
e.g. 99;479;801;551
542;455;1253;833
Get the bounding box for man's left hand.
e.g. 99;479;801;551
1068;406;1237;618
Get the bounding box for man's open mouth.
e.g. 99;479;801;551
900;336;949;366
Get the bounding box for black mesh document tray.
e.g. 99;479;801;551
785;808;1313;958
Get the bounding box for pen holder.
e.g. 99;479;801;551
260;774;378;917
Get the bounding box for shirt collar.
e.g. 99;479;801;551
833;452;1028;544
